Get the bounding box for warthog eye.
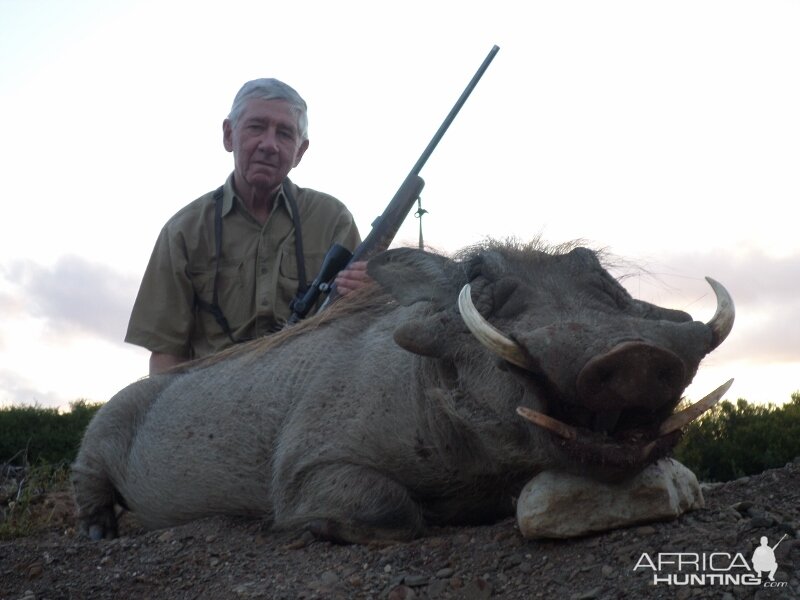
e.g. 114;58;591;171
492;278;526;318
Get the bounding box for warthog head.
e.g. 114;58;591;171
370;240;734;481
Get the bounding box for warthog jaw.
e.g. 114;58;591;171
516;378;733;461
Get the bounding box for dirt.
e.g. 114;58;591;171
1;461;799;600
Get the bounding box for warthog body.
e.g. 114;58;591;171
73;240;733;543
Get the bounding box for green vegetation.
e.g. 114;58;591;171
0;461;72;539
0;400;102;466
2;395;797;480
0;394;798;538
0;401;102;539
674;392;800;482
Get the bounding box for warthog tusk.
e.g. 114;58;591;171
705;277;735;349
516;406;578;440
458;284;529;369
518;378;733;444
640;440;658;461
658;379;734;436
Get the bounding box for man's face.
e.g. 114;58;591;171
223;98;309;196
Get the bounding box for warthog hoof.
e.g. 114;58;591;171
80;507;119;541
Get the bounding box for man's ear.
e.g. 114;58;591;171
293;139;309;167
222;119;233;152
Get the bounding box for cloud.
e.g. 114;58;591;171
0;369;66;410
733;303;800;364
656;248;800;306
618;248;800;366
1;256;139;344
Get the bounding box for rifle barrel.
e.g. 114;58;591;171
409;45;500;177
306;45;500;317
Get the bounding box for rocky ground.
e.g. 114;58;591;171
1;461;799;600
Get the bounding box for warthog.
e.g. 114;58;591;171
72;240;734;543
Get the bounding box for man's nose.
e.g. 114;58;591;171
257;130;279;152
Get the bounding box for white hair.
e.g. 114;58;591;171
228;78;309;140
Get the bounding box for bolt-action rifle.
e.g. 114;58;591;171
288;45;499;324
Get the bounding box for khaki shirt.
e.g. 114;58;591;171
125;175;361;358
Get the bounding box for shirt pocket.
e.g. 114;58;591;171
190;259;251;329
276;248;327;320
278;247;329;283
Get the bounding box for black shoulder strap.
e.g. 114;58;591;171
194;186;240;344
211;186;225;310
282;182;308;295
195;182;308;343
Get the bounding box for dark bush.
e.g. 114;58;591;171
1;392;798;483
0;400;102;465
674;392;800;482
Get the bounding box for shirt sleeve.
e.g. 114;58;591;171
124;224;196;357
332;208;362;252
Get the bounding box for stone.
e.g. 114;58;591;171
157;530;175;543
461;577;492;600
404;575;429;587
387;585;416;600
517;458;704;539
435;567;454;578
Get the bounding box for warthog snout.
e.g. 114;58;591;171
576;341;686;411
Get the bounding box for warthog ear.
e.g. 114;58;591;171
393;312;454;358
368;248;456;307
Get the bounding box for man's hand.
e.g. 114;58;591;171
334;260;372;296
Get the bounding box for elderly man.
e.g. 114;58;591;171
126;78;366;374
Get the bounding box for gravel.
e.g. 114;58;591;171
2;461;799;599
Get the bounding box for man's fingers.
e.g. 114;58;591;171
335;261;371;295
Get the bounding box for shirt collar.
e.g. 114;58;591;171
221;173;294;219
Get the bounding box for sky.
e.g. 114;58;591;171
1;0;798;411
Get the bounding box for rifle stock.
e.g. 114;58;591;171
351;173;426;263
292;45;499;319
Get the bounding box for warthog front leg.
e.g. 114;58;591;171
273;463;426;544
71;376;168;540
71;466;120;540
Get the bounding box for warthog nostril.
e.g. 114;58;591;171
576;342;686;411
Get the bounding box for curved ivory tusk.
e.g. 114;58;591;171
457;284;529;368
516;406;578;440
658;378;734;436
705;277;735;349
640;440;658;461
